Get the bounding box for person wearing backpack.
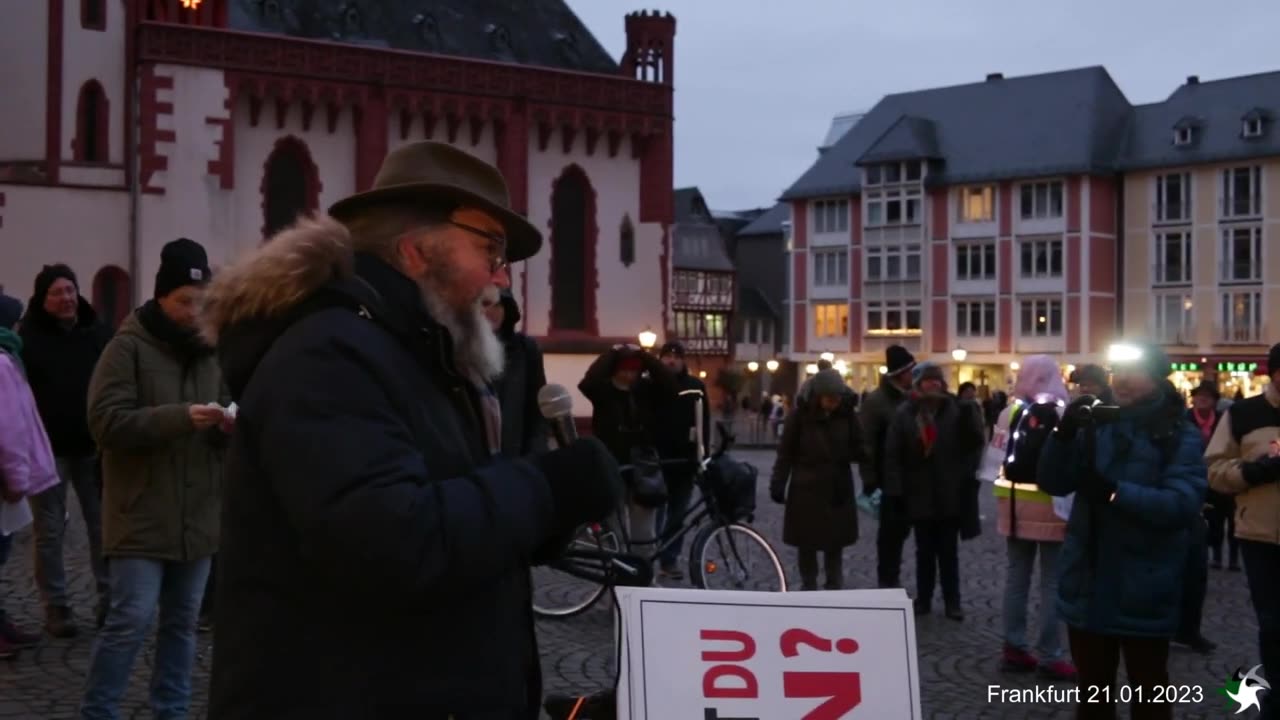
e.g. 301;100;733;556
988;355;1077;680
1037;341;1205;720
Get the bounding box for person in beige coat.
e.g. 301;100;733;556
80;238;230;720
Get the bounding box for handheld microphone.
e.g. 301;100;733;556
537;384;578;449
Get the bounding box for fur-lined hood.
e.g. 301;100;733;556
198;215;357;346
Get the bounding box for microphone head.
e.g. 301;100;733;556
537;383;574;419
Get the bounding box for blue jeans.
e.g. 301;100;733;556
80;556;211;720
1003;537;1065;663
30;456;109;609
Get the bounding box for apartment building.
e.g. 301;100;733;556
779;67;1130;392
1120;73;1280;398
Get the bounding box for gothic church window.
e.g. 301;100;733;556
619;214;635;267
261;136;320;239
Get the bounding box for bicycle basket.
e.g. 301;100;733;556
706;454;758;521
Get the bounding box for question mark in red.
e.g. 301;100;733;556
779;629;859;658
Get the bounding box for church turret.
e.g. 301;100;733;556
621;10;676;85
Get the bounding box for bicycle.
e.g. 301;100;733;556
532;389;787;619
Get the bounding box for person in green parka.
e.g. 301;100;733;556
81;238;231;720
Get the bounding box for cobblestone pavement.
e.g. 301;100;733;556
0;449;1263;719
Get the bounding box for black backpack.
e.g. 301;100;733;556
1002;399;1060;485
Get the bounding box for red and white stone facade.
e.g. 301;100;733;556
0;0;676;412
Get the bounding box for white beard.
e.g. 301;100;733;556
418;281;505;385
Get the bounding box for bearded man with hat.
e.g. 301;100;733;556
201;141;623;719
857;344;917;588
82;237;231;718
1207;342;1280;720
1038;340;1206;720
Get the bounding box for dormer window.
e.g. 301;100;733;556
1173;126;1194;147
1242;110;1267;139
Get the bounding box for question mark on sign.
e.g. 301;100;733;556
779;628;859;658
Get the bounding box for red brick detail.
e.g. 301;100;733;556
1088;296;1117;354
1066;296;1081;354
848;300;861;353
792;200;807;249
930;188;949;241
932;299;949;353
850;247;861;292
1089;235;1117;296
259;135;322;240
638;130;673;224
1066;233;1082;294
931;243;948;296
850;197;862;247
72;80;111;163
1090;175;1116;236
998;298;1012;354
792;252;807;302
495;104;529;215
792;303;807;354
46;0;64;183
998;181;1013;236
141;0;228;26
354;89;388;192
998;238;1012;294
205;73;236;189
1066;176;1082;233
545;164;599;338
138;65;175;194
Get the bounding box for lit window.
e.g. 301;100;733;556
959;186;994;222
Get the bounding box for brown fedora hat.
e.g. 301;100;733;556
328;142;542;262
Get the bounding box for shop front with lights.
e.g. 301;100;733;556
1166;357;1270;399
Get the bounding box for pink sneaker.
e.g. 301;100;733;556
1001;644;1038;673
1038;659;1078;681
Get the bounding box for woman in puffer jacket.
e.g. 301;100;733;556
989;355;1077;680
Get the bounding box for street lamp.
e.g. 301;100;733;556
766;359;779;373
698;370;707;379
638;327;657;350
1010;361;1021;371
834;359;849;374
747;361;759;372
805;363;819;375
820;352;835;363
951;347;968;363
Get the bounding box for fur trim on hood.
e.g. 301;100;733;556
198;214;354;345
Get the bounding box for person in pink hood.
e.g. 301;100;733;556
988;354;1077;680
0;293;60;658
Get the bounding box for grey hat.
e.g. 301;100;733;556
810;369;847;398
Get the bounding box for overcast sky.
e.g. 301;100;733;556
568;0;1280;212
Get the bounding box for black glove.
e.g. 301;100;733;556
1241;456;1280;487
1055;395;1097;441
770;484;786;504
533;437;624;530
1079;469;1117;505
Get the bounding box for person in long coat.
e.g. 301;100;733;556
769;369;863;590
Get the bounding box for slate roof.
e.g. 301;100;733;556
857;116;941;165
227;0;619;74
781;66;1133;199
737;202;790;237
1117;72;1280;170
737;286;779;320
820;112;865;151
673;187;712;223
671;223;735;272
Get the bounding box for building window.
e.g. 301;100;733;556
1242;116;1264;139
955;300;996;337
1173;127;1194;146
91;265;130;330
74;80;109;163
1221;226;1263;283
261;136;320;239
1155;173;1191;223
865;188;922;227
866;300;922;336
958;186;994;223
1018;239;1063;278
1153;231;1191;285
866;244;922;282
1019;181;1064;220
1019;299;1063;337
813;199;849;234
619;214;635;267
82;0;106;30
1222;166;1262;218
812;249;848;286
1221;290;1262;344
1154;293;1194;345
864;161;922;187
550;165;597;332
813;302;849;339
955;242;996;281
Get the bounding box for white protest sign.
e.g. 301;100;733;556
615;587;921;719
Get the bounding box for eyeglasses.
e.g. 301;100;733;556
448;220;509;274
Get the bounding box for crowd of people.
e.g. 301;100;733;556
0;139;1275;720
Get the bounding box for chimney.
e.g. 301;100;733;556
986;72;1003;82
1186;75;1200;85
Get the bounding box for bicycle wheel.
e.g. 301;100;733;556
532;520;623;618
688;523;787;592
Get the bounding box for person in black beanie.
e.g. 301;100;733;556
19;263;112;636
858;344;917;588
80;237;230;718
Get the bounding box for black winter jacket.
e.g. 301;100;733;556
494;290;549;457
20;296;111;457
201;217;557;720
